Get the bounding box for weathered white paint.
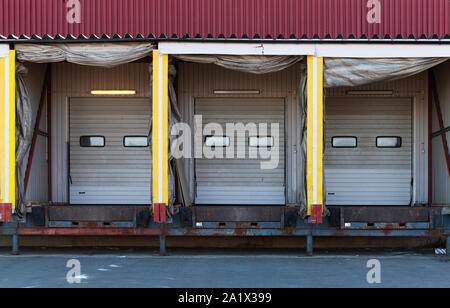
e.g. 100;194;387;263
0;45;9;57
1;48;11;204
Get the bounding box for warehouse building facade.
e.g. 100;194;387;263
0;0;449;255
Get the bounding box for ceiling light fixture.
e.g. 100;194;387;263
90;90;137;95
346;90;393;95
213;90;261;95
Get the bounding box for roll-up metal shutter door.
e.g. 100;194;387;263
69;98;151;205
325;98;412;206
195;98;286;205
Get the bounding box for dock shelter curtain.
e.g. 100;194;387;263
13;42;448;217
171;55;448;214
16;43;154;68
149;55;305;217
171;55;306;207
13;43;155;217
174;55;303;74
15;63;33;217
320;57;448;212
324;58;449;88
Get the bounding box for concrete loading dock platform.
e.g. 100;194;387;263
0;0;449;256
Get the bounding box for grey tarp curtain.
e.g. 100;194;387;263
324;58;449;88
16;43;154;68
174;55;303;74
13;43;155;217
15;63;33;217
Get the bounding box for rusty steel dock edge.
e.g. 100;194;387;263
1;206;449;256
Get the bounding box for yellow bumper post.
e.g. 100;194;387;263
152;50;169;222
306;55;324;221
0;48;15;211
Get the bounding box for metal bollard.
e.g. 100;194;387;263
306;235;313;257
11;234;20;255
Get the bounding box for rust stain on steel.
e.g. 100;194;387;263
340;206;430;223
424;230;445;237
15;226;446;237
234;227;247;236
382;228;394;236
82;222;101;228
283;228;296;236
333;231;352;237
195;206;282;223
17;227;162;236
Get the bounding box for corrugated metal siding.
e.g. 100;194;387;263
23;63;48;202
326;72;429;204
325;98;412;205
432;61;450;204
51;63;150;203
195;98;285;205
1;0;448;39
178;62;302;204
69;98;151;205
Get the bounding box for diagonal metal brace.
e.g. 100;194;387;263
430;70;450;177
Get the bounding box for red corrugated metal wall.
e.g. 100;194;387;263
1;0;449;39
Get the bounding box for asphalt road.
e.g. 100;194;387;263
0;248;448;288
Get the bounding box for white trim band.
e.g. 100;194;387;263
159;42;450;58
312;57;318;205
3;53;10;203
0;45;9;58
158;52;164;204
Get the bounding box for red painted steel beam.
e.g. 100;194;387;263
24;65;51;195
17;227;162;236
15;227;446;237
430;70;450;177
